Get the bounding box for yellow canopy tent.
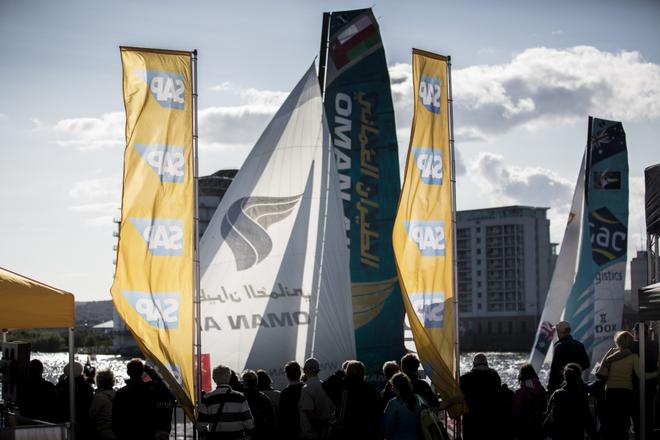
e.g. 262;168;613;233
0;267;74;329
0;266;77;440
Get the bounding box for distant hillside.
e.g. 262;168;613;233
76;300;113;326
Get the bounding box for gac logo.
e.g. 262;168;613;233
129;218;184;256
412;147;443;185
419;75;441;113
122;291;180;329
135;69;185;109
135;144;185;183
405;220;445;256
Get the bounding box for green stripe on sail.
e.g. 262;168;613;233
346;32;380;60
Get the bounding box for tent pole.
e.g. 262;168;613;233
69;327;76;440
2;329;6;343
640;322;646;440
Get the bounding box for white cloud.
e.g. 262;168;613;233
69;177;121;226
209;81;232;91
54;112;124;151
454;46;660;138
0;113;7;120
29;117;44;131
69;177;121;200
470;152;573;207
198;87;286;152
469;152;574;241
389;46;660;142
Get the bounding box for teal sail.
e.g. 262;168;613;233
319;8;405;375
564;117;628;365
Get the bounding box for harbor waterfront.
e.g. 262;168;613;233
31;351;548;391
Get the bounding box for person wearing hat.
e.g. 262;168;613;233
547;320;590;393
459;353;503;440
299;358;335;440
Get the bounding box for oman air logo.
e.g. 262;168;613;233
122;291;180;329
134;144;185;182
419;75;441;113
130;218;184;256
134;69;185;109
589;207;627;266
221;195;302;271
412;147;443;185
410;291;445;328
406;220;445;256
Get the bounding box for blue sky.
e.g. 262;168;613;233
1;0;659;301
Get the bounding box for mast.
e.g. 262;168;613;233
447;56;460;382
192;49;202;411
318;12;331;97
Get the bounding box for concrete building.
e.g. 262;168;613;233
631;250;649;308
456;206;555;351
199;169;238;238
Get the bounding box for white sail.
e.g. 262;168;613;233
200;65;355;387
529;155;585;371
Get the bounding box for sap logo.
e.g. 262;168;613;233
130;218;184;256
410;291;445;329
406;220;445;256
134;69;185;109
135;144;185;183
588;207;626;265
412;147;443;185
165;363;183;385
419;75;441;113
122;291;180;329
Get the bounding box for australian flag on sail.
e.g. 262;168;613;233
535;320;555;352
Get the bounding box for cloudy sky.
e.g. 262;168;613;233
1;0;659;301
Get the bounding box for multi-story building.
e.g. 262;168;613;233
631;250;649;309
456;206;555;351
198;169;238;238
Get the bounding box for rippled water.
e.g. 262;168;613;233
32;351;546;390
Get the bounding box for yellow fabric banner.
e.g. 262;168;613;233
111;47;195;415
392;49;466;417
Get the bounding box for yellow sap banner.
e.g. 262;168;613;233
111;47;195;415
393;49;466;417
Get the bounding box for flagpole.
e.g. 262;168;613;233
447;56;460;380
447;54;463;439
192;49;203;416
